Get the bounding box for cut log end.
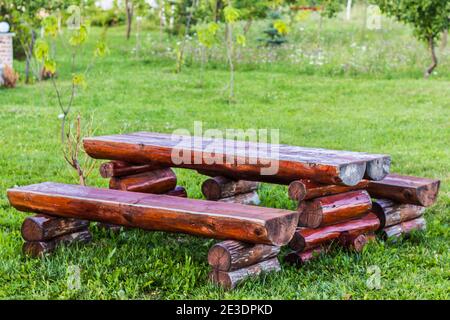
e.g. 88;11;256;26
298;201;322;228
201;178;223;201
21;217;45;242
338;162;366;186
266;212;300;246
365;157;391;181
288;181;307;201
288;230;306;252
208;243;231;271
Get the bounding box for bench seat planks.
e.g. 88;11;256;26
7;182;299;246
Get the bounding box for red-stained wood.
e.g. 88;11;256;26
298;190;372;228
100;161;159;178
381;217;426;240
218;191;260;206
82;132;388;186
21;214;89;242
109;168;177;194
165;186;188;198
8;182;299;245
209;257;281;290
338;233;367;252
208;240;280;272
372;198;425;229
22;229;92;257
367;174;440;207
288;179;369;201
289;212;380;252
284;247;326;266
201;176;259;200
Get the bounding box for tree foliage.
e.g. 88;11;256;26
373;0;450;76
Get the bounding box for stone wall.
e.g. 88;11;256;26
0;33;14;68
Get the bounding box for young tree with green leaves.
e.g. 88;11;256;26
373;0;450;77
0;0;68;83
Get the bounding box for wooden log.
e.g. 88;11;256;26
298;190;372;228
367;174;440;207
288;179;369;201
289;212;380;251
21;214;89;242
372;198;425;230
338;233;367;252
284;247;326;266
22;229;92;257
208;240;281;272
209;257;281;290
165;186;188;198
381;217;426;240
100;161;158;178
109;168;177;194
97;187;187;233
83;132;374;186
201;176;259;200
218;191;260;206
8;182;299;246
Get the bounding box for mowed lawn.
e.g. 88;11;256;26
0;23;449;299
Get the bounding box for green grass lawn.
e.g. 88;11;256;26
0;10;449;299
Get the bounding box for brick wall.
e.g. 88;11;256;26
0;34;14;68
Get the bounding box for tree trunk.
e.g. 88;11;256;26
424;36;438;78
126;0;134;40
346;0;352;21
25;30;36;84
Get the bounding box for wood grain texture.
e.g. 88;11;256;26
208;240;280;271
22;229;92;257
21;214;89;242
82;132;384;186
288;179;369;201
338;233;367;252
284;247;326;266
209;257;281;289
372;198;425;229
367;174;440;207
100;161;159;178
218;191;261;206
381;217;426;240
298;190;372;228
8;182;299;245
109;168;177;194
201;176;259;200
289;212;380;251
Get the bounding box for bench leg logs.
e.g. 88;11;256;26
201;176;260;205
21;214;92;257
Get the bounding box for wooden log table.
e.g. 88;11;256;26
83;132;391;186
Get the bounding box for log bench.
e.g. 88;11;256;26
7;182;299;246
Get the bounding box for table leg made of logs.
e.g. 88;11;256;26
284;174;440;266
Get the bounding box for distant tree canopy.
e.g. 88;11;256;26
373;0;450;77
